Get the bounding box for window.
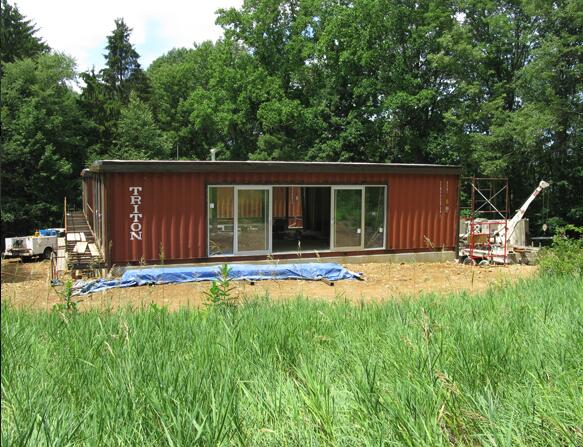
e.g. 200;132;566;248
208;187;234;255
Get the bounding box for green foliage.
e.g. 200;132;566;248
80;18;152;162
204;264;237;310
2;276;582;444
213;0;583;229
435;0;582;227
0;53;87;238
147;40;267;160
78;68;118;162
538;225;583;278
111;92;170;159
52;280;78;312
100;18;150;104
0;0;49;67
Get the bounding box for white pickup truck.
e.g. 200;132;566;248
3;228;65;261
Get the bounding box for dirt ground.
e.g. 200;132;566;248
1;258;537;312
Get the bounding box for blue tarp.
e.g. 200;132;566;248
74;263;362;295
39;228;59;236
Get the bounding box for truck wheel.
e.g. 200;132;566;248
43;247;53;260
462;257;477;266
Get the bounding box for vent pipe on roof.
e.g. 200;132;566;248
210;148;221;161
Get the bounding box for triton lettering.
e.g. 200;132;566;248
129;186;143;240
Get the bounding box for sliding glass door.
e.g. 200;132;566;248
332;186;386;250
208;187;234;255
364;187;385;249
333;188;363;249
209;185;384;256
236;187;270;255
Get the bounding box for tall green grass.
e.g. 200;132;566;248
2;276;582;446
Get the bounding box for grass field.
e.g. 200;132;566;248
2;275;582;446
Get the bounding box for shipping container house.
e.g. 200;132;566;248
82;161;461;266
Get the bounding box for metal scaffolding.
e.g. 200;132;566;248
460;177;510;265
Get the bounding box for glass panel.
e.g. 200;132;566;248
237;189;269;252
272;186;331;253
208;187;234;255
364;187;385;248
334;189;362;248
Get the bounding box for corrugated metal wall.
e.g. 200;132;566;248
104;171;459;264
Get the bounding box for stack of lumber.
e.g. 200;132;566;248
65;211;105;270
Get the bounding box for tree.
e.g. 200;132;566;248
100;18;150;104
435;1;538;171
216;0;329;161
511;0;583;227
79;18;152;160
435;0;582;228
148;40;271;160
217;0;458;163
111;91;170;160
0;0;49;67
78;68;118;162
1;53;87;237
2;0;580;240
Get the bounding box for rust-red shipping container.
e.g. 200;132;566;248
83;161;461;266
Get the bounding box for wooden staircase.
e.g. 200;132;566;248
65;211;105;271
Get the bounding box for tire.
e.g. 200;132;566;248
462;257;477;266
478;259;490;267
43;247;53;260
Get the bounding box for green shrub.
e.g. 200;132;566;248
538;225;583;278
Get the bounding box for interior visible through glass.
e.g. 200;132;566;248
334;189;363;248
364;187;385;248
272;186;331;253
208;187;234;255
208;185;386;256
237;189;269;252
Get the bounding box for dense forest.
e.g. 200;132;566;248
1;0;581;239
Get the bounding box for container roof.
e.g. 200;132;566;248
89;160;461;175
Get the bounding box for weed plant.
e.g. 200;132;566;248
2;276;582;445
204;264;237;311
52;279;77;313
538;225;583;278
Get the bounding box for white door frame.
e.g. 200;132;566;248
234;186;272;256
331;186;365;251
